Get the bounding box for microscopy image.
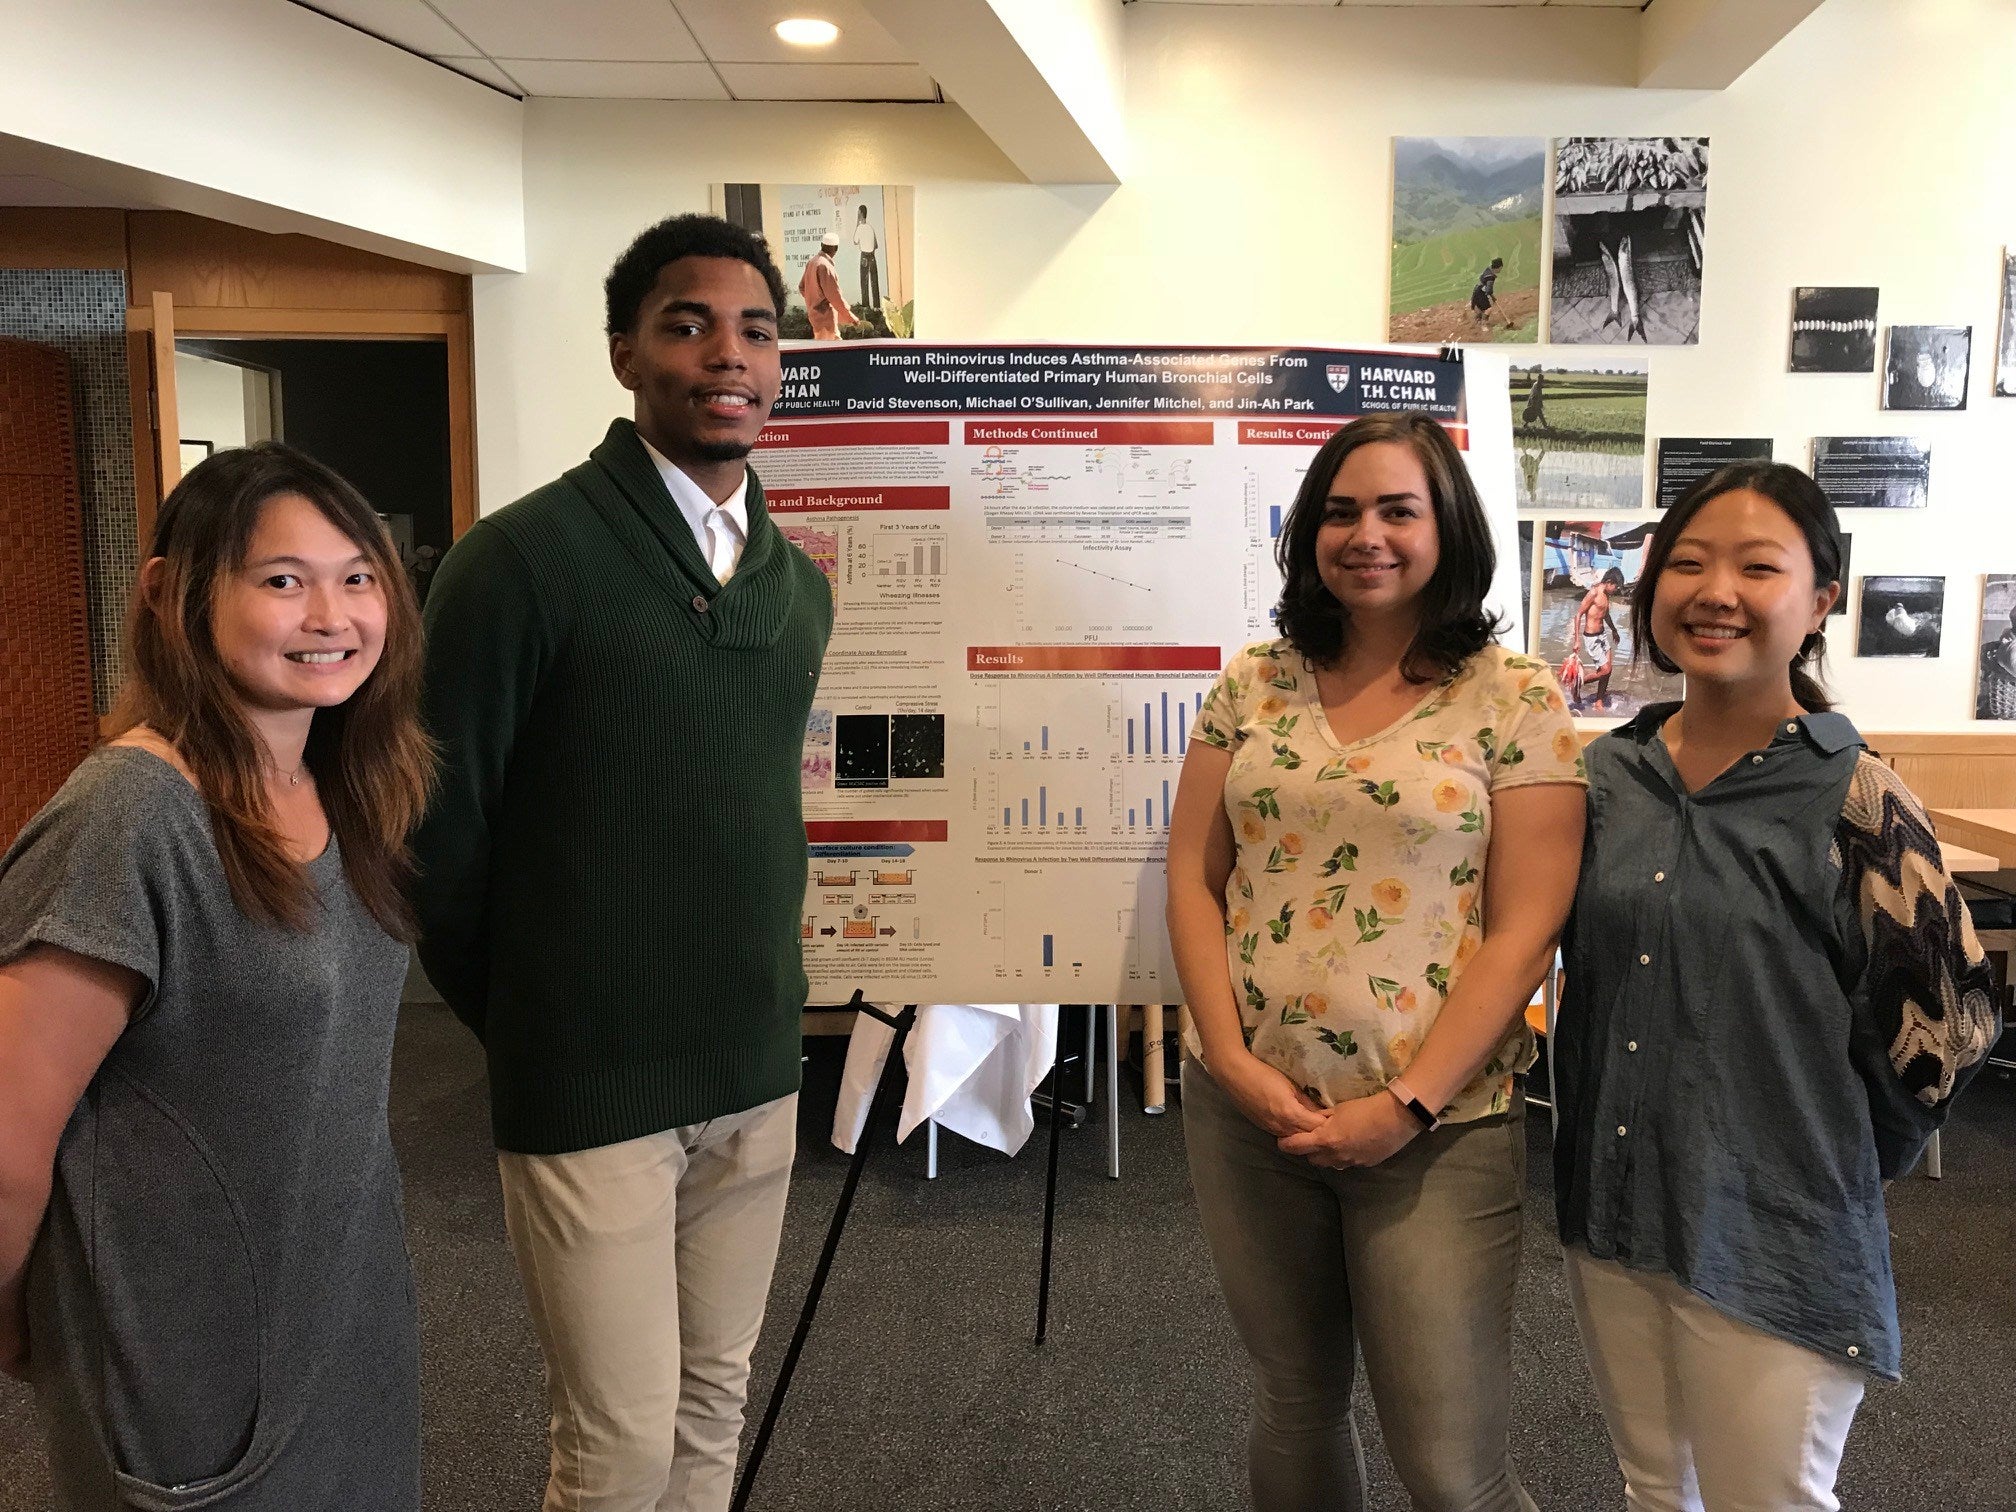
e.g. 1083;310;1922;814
835;715;891;789
891;714;946;779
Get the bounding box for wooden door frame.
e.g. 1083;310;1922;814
127;302;477;540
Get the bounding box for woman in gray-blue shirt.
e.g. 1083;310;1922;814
1554;462;1998;1511
0;444;434;1509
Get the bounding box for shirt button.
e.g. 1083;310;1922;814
1639;954;1651;965
1617;1125;1629;1136
692;594;710;612
1654;871;1665;883
1847;1346;1860;1358
1786;721;1798;733
1627;1040;1639;1052
1751;754;1764;765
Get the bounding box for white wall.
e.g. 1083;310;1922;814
472;0;2016;731
0;0;524;272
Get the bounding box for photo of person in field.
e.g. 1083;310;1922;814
1389;137;1544;344
1510;358;1649;513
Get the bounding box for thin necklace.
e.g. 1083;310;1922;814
270;755;308;788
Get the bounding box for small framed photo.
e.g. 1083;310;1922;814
1857;576;1945;658
1883;325;1971;410
1790;287;1878;373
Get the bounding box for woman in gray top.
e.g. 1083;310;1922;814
1555;462;1998;1510
0;443;434;1509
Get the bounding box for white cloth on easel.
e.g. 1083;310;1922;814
831;1004;1059;1157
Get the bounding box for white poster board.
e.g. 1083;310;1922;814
757;342;1517;1005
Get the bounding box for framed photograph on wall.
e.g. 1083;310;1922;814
1974;575;2016;718
1388;138;1545;344
1789;286;1878;373
712;182;916;341
1510;357;1649;512
1856;576;1945;658
1534;518;1682;717
1882;324;1971;410
1547;137;1708;345
1997;250;2015;397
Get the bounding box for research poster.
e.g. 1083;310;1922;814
759;342;1518;1005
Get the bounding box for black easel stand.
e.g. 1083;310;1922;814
1034;1046;1066;1345
729;993;916;1512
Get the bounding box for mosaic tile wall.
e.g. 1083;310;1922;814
0;270;136;711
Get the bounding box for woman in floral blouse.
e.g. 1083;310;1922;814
1167;413;1586;1512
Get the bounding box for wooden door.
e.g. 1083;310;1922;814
0;338;97;847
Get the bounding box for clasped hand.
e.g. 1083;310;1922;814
1218;1052;1419;1168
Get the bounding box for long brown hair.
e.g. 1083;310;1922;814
111;442;436;937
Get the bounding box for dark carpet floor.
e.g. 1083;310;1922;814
3;1004;2012;1510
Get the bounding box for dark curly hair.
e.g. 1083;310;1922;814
603;214;788;336
1274;412;1502;683
1632;460;1843;712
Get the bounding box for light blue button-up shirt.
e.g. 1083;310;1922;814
1555;704;1996;1380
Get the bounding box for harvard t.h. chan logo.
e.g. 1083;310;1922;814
1326;364;1353;394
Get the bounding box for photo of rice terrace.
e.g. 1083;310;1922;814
1388;137;1545;344
1511;359;1649;513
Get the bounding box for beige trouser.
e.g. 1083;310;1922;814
1565;1247;1866;1512
497;1094;798;1512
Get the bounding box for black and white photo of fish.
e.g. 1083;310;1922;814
1789;287;1879;373
1547;137;1708;345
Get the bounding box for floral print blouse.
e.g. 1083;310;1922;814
1187;639;1586;1123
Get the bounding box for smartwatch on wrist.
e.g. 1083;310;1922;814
1384;1074;1440;1132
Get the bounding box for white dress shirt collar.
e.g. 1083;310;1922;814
638;436;752;575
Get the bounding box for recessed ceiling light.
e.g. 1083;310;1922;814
775;18;840;47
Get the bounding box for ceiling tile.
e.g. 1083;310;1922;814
713;62;937;100
498;59;730;98
429;0;705;61
291;0;476;54
430;55;526;92
670;1;911;64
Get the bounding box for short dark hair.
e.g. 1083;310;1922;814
1274;412;1503;683
1632;460;1844;712
1601;567;1625;588
603;213;788;337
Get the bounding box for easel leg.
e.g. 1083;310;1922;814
1105;1005;1120;1180
730;999;915;1512
1034;1022;1065;1345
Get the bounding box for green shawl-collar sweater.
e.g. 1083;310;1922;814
413;418;832;1155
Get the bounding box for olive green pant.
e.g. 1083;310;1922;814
1183;1061;1536;1512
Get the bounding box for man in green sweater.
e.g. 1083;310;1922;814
413;214;832;1512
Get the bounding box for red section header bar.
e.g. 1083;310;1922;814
967;646;1222;673
964;421;1214;447
766;486;951;513
1237;418;1470;451
758;420;949;449
805;820;949;843
1238;420;1346;446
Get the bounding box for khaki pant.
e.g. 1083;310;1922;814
1565;1248;1865;1512
497;1094;797;1512
1182;1060;1535;1512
